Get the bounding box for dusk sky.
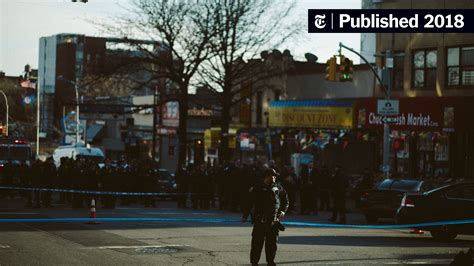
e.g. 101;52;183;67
0;0;362;76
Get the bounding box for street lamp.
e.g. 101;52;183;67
0;90;8;136
263;101;272;161
57;76;80;145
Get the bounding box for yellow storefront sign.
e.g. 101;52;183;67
204;128;237;149
269;106;353;129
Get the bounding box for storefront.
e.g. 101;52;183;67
268;100;360;172
204;127;237;163
354;97;474;180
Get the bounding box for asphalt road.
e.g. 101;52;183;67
0;197;473;265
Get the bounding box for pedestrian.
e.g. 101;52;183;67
329;164;348;224
281;166;297;213
57;158;69;204
100;158;116;209
41;157;56;207
354;168;375;208
30;159;42;208
318;164;331;211
241;168;289;266
175;164;188;208
299;164;313;215
309;163;319;215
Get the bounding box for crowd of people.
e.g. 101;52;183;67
0;157;376;221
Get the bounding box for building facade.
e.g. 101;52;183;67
232;50;375;168
37;33;159;143
359;0;474;179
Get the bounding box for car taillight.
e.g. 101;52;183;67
401;195;415;207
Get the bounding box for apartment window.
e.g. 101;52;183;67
447;46;474;86
412;49;437;88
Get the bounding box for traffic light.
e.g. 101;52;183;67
0;125;5;136
393;138;405;151
325;56;337;81
339;55;353;82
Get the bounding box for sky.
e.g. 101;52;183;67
0;0;362;76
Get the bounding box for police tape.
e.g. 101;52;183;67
0;216;473;229
0;186;197;196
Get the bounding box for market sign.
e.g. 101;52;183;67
355;98;457;131
269;100;353;129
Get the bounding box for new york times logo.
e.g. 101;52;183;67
308;9;474;33
314;14;326;29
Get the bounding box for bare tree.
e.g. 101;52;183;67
199;0;301;162
100;0;216;166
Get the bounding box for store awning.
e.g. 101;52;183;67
269;100;354;129
270;100;353;108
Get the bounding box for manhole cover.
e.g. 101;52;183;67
137;247;179;254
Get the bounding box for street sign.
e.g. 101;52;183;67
377;100;399;116
381;116;398;124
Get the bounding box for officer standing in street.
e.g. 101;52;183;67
329;164;348;224
241;168;289;266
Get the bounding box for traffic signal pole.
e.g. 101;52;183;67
338;43;392;178
0;90;8;136
382;50;393;179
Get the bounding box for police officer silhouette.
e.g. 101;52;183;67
242;168;289;266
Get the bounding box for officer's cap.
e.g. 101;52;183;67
263;168;280;177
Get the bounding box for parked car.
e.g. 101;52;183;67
153;169;177;200
359;178;441;223
397;182;474;240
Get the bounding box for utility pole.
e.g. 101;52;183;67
158;86;163;168
74;78;80;145
339;43;393;178
382;50;393;179
152;84;158;162
36;78;40;158
0;90;8;136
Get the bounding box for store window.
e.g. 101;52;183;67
447;46;474;86
412;49;437;89
394;132;410;176
434;134;449;162
416;132;435;178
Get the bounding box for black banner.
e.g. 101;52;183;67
308;9;474;33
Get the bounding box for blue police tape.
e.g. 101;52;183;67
0;186;192;196
0;216;473;229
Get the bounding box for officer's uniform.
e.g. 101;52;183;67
242;169;289;266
